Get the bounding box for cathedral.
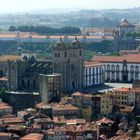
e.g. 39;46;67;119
53;37;84;93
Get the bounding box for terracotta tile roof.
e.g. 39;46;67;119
72;92;83;96
0;132;19;138
50;103;79;111
7;125;27;131
120;106;134;113
66;119;86;125
20;133;44;140
0;102;12;110
110;133;132;140
53;116;66;124
92;54;140;63
0;55;20;62
96;117;114;125
0;77;8;81
0;114;15;118
130;88;140;93
84;61;103;67
18;111;29;116
114;87;131;92
0;117;24;124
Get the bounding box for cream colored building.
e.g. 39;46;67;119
100;92;114;115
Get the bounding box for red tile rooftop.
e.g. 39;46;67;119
130;88;140;93
92;54;140;63
0;117;24;124
50;103;79;111
114;87;131;92
18;111;29;116
72;92;83;96
84;61;103;67
20;133;44;140
0;77;8;81
96;117;114;125
120;106;134;113
0;55;20;62
0;132;19;138
0;34;114;40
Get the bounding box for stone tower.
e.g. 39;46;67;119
53;37;84;93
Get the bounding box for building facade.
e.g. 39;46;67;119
84;61;104;87
8;53;53;92
53;38;84;93
92;54;140;83
100;93;114;115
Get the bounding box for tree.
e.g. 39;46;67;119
9;26;17;31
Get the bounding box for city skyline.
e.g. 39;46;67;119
0;0;140;13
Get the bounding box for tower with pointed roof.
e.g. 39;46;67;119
53;37;84;93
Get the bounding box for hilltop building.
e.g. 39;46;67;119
118;18;135;37
113;18;140;53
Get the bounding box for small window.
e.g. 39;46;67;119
55;53;57;57
64;52;67;57
12;65;15;70
79;50;82;56
58;53;60;58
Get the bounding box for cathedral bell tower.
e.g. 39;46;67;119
52;37;84;93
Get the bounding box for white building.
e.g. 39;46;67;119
92;54;140;83
84;61;104;87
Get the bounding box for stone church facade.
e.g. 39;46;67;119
53;38;84;93
8;53;53;92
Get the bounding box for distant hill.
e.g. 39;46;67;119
0;7;140;29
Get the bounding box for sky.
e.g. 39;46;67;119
0;0;140;13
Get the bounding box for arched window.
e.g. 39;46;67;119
131;65;134;72
135;66;139;72
22;55;28;61
116;65;120;71
107;65;110;71
112;65;115;71
30;56;36;62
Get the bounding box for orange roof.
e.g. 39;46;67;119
20;133;44;140
0;117;24;124
114;87;131;92
96;117;114;125
120;106;134;113
50;103;79;111
0;55;20;62
0;77;8;81
130;88;140;93
84;61;103;67
92;54;140;63
72;92;83;96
